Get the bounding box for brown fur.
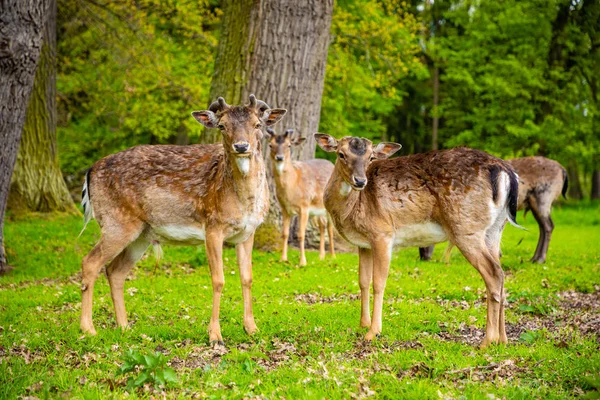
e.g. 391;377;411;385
509;156;566;263
80;96;286;344
316;134;519;348
267;129;335;264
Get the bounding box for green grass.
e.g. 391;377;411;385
1;202;599;399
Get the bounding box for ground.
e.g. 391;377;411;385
1;203;599;399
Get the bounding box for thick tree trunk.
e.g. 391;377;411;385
8;0;76;215
0;0;49;273
592;170;600;200
566;160;583;200
431;66;439;151
204;0;333;249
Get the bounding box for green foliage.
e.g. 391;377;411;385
117;349;177;391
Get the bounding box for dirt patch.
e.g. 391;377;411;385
0;272;82;290
442;358;530;383
295;293;360;304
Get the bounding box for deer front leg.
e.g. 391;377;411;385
365;239;392;341
236;233;258;335
327;219;336;258
205;231;225;345
358;247;373;328
281;210;291;262
318;218;326;260
298;207;309;266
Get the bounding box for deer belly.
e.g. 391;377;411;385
153;225;206;245
226;215;263;244
393;222;447;248
308;208;327;217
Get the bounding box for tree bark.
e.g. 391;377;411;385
8;0;76;215
592;170;600;200
566;160;583;200
431;66;439;150
204;0;333;248
0;0;49;273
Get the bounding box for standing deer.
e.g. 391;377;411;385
315;134;520;348
266;128;335;265
419;156;567;264
79;95;286;345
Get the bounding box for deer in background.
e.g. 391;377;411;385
315;134;520;348
79;95;286;345
266;128;335;265
419;156;568;264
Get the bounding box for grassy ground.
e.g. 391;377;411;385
1;203;599;399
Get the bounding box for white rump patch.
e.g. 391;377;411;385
275;161;285;174
488;171;510;226
154;225;206;243
236;157;250;176
393;222;448;248
308;208;327;217
340;182;352;196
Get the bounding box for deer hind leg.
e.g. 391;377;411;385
81;226;141;335
327;217;336;258
281;211;291;262
456;236;505;348
236;233;257;335
318;217;326;260
106;236;149;330
205;231;225;345
530;198;553;264
419;246;435;261
298;207;309;266
358;248;373;328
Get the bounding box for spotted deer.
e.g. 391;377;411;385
79;95;286;345
420;156;567;264
266;128;335;265
315;134;520;348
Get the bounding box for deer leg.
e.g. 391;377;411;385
281;211;291;262
365;239;392;341
457;239;505;348
298;207;309;266
529;201;546;263
81;230;138;335
419;246;434;261
106;237;149;330
443;243;454;264
205;231;225;345
537;214;554;264
236;233;258;335
318;217;326;260
327;218;336;258
358;247;373;328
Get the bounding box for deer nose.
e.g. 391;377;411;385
353;176;367;188
275;155;284;161
233;142;250;154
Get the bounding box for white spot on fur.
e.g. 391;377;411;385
236;157;250;176
393;222;448;248
308;208;327;217
275;161;285;174
340;182;352;196
154;225;206;243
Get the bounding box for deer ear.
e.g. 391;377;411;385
373;142;402;159
192;111;218;128
265;127;276;138
294;136;307;146
263;108;287;126
314;133;338;152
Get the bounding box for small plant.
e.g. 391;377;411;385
519;330;542;344
116;349;177;392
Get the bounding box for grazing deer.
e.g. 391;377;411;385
79;95;286;345
315;134;520;348
266;128;335;265
419;156;567;264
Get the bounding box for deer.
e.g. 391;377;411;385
265;127;335;265
419;156;568;264
79;95;286;346
314;133;520;348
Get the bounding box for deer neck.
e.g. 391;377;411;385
325;166;362;220
272;157;297;188
225;148;266;203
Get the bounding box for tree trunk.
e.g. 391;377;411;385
204;0;333;249
431;66;439;150
566;160;583;200
8;0;76;215
0;0;49;273
592;170;600;200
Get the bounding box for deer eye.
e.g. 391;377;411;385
255;122;262;129
338;152;345;160
217;124;225;130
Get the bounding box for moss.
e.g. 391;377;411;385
253;222;282;251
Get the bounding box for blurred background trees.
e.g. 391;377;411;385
5;0;599;218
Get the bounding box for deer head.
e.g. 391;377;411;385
314;134;402;191
265;128;306;163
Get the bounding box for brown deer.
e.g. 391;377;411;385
79;95;286;345
266;127;335;265
315;134;520;348
419;156;567;264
